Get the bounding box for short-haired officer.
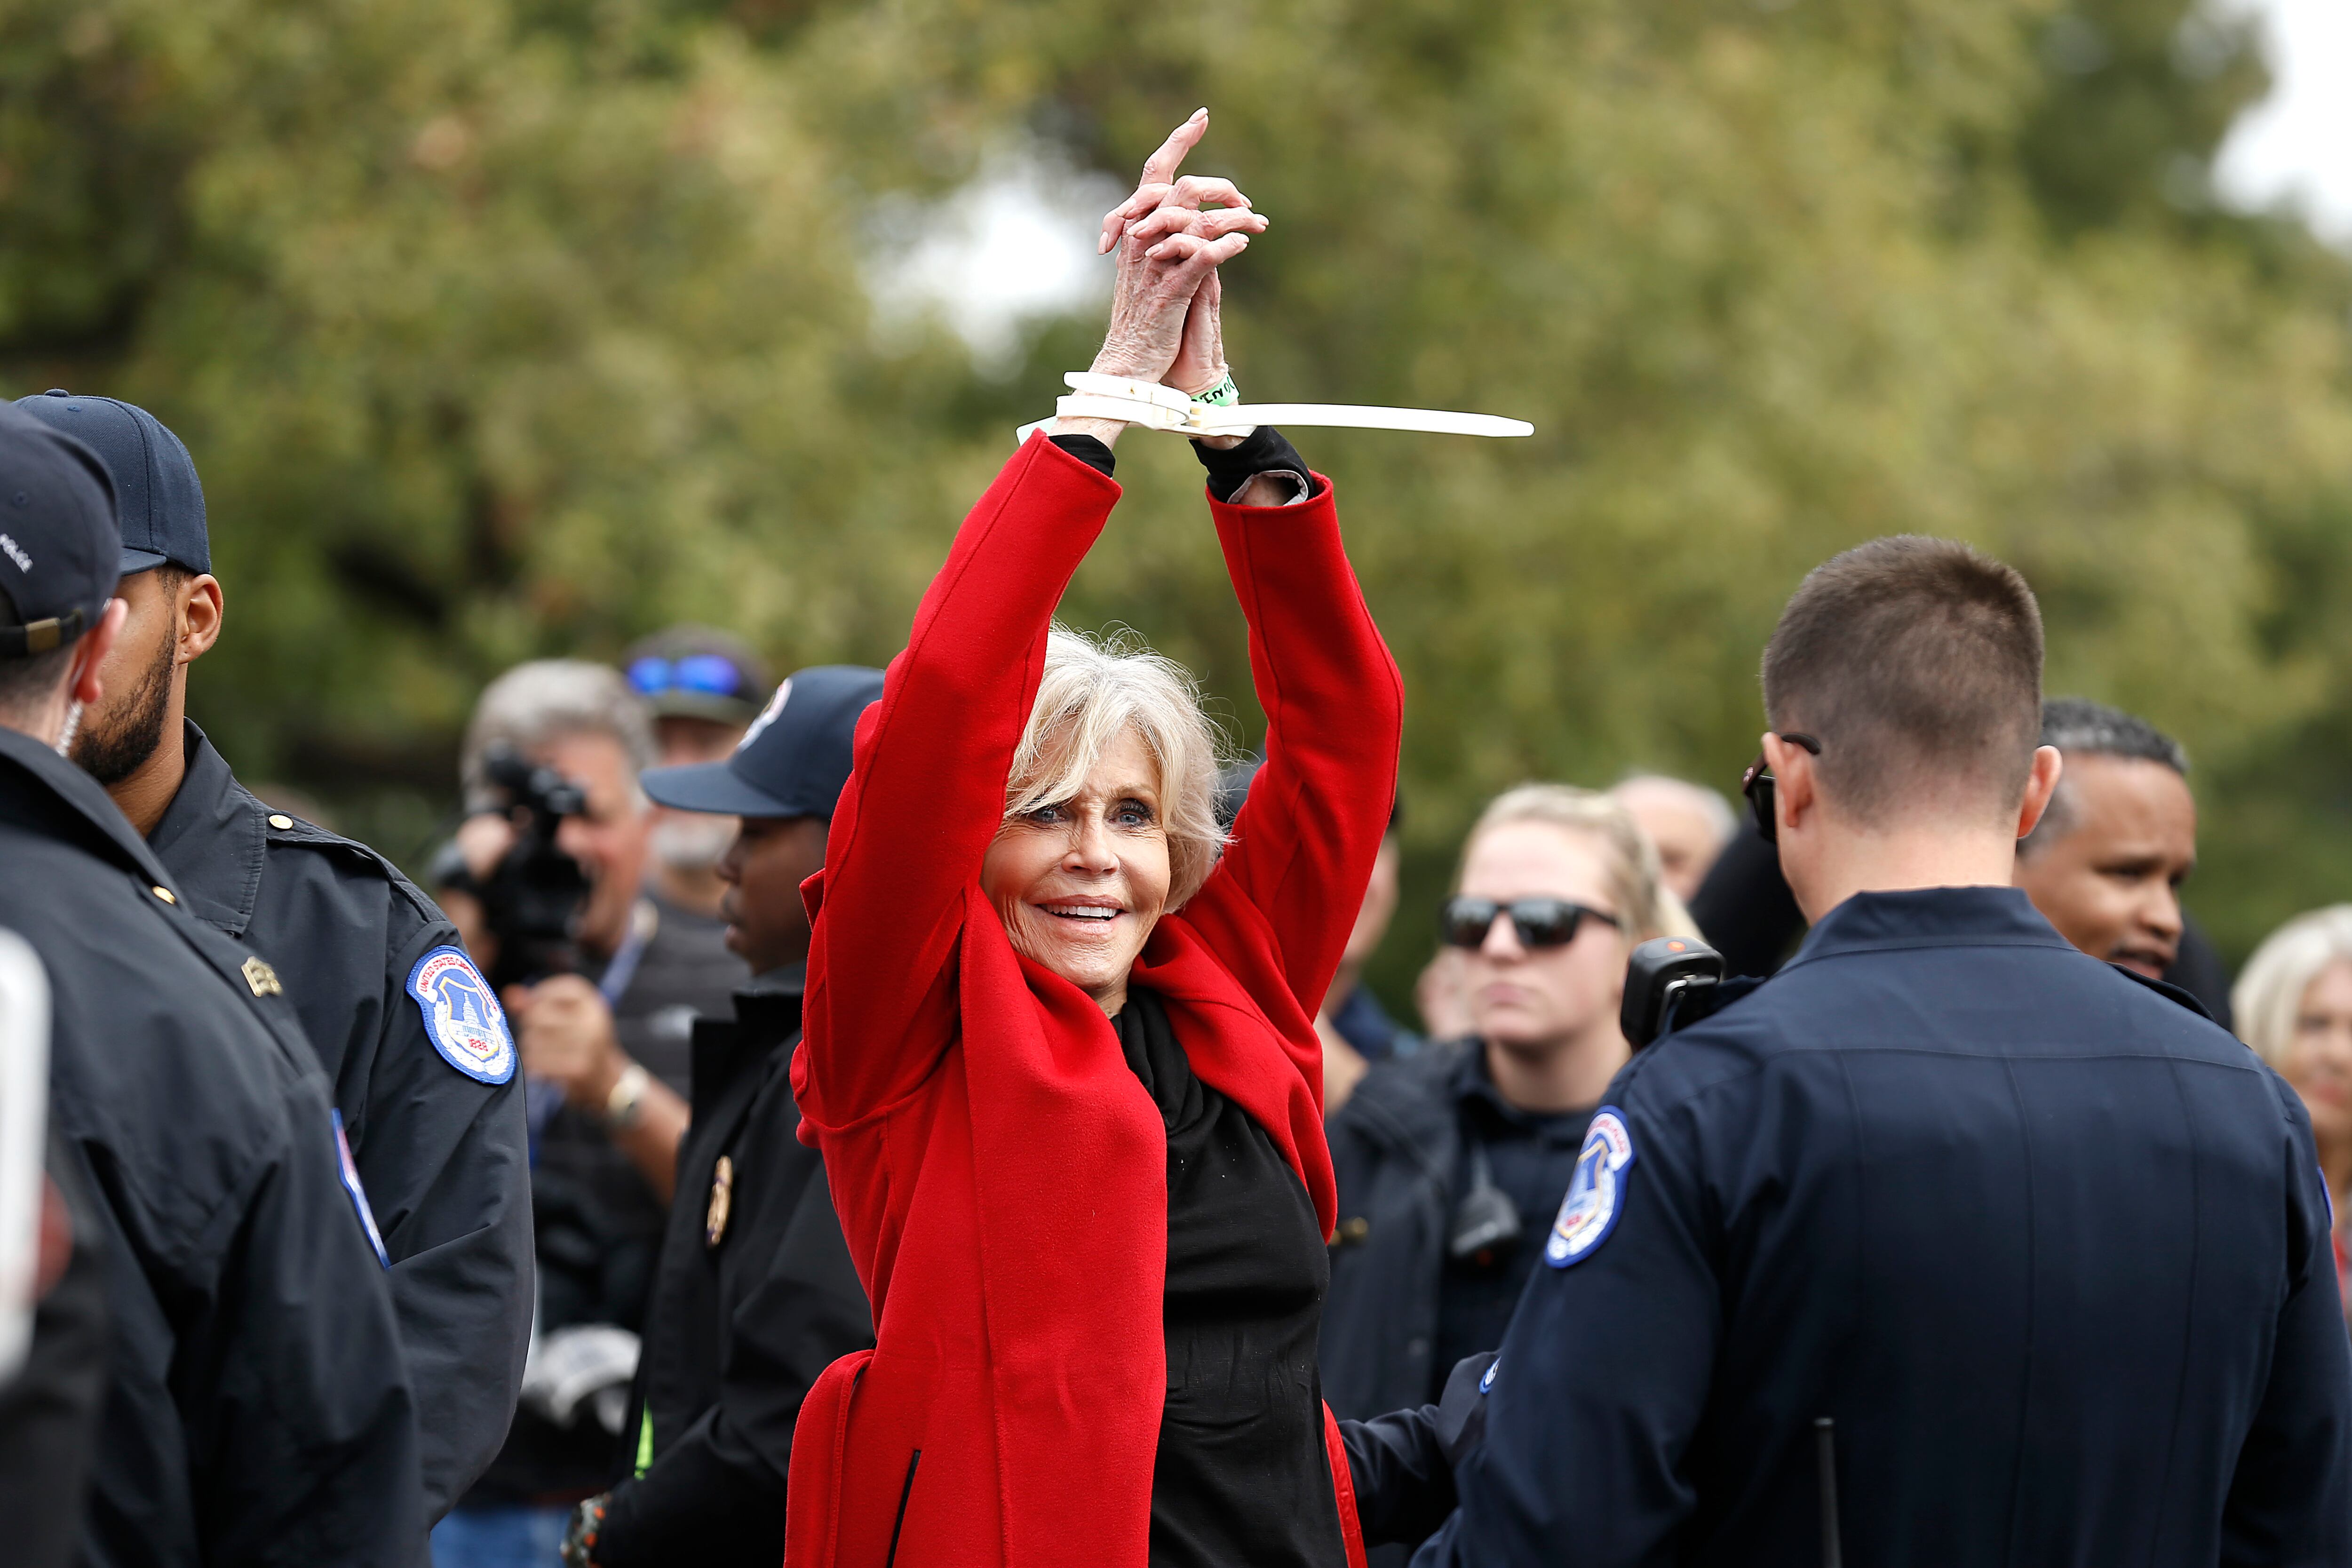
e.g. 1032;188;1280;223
1360;537;2352;1563
0;404;426;1565
560;667;881;1568
11;389;531;1518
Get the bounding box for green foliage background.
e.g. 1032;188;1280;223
5;0;2350;1011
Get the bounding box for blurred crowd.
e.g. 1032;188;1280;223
4;108;2348;1564
404;619;2348;1568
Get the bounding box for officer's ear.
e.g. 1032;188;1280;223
68;598;131;708
1762;730;1818;836
175;573;224;665
2012;745;2063;841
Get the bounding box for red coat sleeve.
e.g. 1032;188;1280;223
1191;473;1405;1020
796;435;1120;1134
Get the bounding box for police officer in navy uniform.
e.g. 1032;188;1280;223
559;667;880;1568
0;403;427;1565
1353;536;2352;1564
11;389;531;1520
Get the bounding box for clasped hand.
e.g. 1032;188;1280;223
1086;108;1268;402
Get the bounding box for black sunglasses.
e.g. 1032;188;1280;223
1740;732;1823;844
1440;896;1621;951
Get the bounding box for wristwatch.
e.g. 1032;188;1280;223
604;1062;650;1131
560;1493;609;1568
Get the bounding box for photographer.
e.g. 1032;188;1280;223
437;659;743;1568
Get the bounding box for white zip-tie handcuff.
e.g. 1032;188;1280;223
1015;373;1534;445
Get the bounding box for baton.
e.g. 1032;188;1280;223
1815;1417;1843;1568
1015;372;1534;445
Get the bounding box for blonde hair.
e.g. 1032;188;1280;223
2233;905;2352;1070
1003;625;1231;907
1457;783;1700;943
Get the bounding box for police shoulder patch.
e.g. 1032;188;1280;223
405;946;516;1084
1545;1106;1637;1267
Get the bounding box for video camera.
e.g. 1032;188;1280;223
470;745;592;992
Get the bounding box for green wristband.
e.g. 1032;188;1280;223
1193;370;1240;407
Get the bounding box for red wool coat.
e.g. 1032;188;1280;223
787;433;1402;1568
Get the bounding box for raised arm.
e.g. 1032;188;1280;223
796;437;1120;1129
797;109;1268;1133
1188;465;1404;1015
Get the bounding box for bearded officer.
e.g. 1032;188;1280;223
559;667;879;1568
1350;538;2352;1564
0;402;425;1564
11;388;531;1520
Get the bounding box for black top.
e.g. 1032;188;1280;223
597;970;873;1568
147;720;532;1517
1393;887;2352;1566
1431;1051;1590;1400
0;724;423;1567
1114;988;1346;1568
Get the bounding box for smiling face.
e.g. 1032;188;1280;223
980;725;1172;1015
2284;960;2352;1152
1459;821;1631;1056
2013;754;2197;979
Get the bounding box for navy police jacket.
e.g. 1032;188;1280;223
596;972;872;1567
0;724;425;1567
1407;886;2352;1567
146;721;532;1518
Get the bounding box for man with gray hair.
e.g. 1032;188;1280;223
2014;697;2231;1025
436;659;744;1568
1608;773;1735;906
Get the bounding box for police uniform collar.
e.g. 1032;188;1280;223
1779;884;2071;972
1450;1035;1594;1142
0;720;183;893
144;719;265;938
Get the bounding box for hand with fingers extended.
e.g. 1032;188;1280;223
1084;107;1266;399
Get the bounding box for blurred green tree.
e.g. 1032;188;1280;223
3;0;2349;1007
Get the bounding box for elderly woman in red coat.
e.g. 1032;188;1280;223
787;111;1402;1568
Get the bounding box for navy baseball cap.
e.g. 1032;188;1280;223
642;665;885;819
0;403;120;657
11;390;207;574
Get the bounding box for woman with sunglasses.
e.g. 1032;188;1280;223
782;111;1400;1568
1319;784;1697;1488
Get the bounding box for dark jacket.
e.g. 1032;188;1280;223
0;725;424;1568
1322;1045;1465;1425
479;894;746;1504
595;972;873;1567
0;1141;111;1568
146;720;532;1518
1403;887;2352;1566
1324;1043;1593;1435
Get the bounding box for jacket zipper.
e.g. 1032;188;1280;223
884;1449;922;1568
